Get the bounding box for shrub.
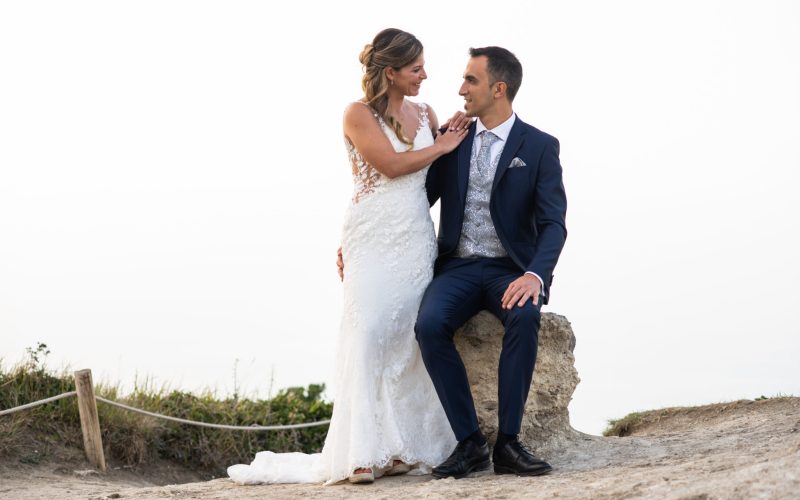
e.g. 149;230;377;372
0;345;332;476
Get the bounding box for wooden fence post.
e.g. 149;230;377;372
74;369;106;471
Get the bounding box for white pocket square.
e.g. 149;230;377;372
509;157;527;168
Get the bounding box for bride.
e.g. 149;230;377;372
228;28;469;485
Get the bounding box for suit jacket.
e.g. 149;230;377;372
425;116;568;303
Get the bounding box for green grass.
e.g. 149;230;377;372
754;393;792;401
603;393;797;437
603;411;644;437
0;343;332;476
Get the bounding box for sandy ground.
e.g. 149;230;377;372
2;397;798;499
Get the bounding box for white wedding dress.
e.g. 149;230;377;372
227;102;455;485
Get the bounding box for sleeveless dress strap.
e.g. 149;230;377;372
417;102;429;129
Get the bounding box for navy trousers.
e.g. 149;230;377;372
415;257;542;442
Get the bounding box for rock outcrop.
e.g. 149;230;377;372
453;311;579;451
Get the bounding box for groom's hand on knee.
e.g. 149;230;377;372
501;274;541;309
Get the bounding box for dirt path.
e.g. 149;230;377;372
3;398;798;499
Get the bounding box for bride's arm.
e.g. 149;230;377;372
343;102;467;179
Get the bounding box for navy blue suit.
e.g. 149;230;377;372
415;116;567;441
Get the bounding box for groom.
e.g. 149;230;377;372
416;46;567;479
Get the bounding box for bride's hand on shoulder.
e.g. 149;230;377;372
434;126;469;153
441;111;473;132
426;106;469;154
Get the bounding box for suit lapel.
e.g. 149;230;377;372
457;123;477;205
492;118;526;193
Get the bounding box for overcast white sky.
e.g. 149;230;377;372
2;1;799;435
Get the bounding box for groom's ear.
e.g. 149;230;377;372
494;81;509;101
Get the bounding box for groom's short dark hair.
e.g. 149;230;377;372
469;46;523;102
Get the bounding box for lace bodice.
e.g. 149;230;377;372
345;102;432;203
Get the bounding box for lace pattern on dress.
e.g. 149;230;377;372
346;102;429;204
346;140;383;204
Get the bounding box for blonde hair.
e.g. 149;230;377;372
359;29;423;147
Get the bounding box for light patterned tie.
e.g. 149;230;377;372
477;130;500;177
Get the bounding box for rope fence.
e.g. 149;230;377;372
0;369;331;470
1;391;330;430
95;395;331;431
0;391;77;416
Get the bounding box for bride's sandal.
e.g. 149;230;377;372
385;459;412;476
348;467;374;484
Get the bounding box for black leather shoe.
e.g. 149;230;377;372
432;440;491;479
492;439;553;476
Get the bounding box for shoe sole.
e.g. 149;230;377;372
348;473;375;484
432;458;492;479
494;464;553;476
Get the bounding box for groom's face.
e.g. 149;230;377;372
459;56;494;118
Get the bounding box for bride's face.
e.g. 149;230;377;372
387;54;427;97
